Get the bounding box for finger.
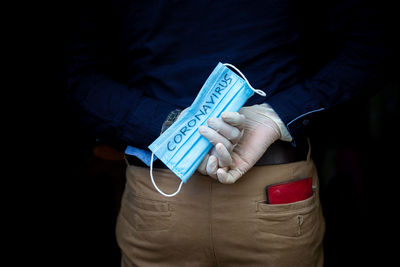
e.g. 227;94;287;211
206;155;218;179
197;153;209;175
207;117;242;144
216;168;244;184
215;143;232;168
198;125;233;152
221;111;246;128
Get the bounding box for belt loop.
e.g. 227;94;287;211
306;138;312;161
123;154;130;167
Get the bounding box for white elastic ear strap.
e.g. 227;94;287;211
223;63;267;97
150;153;183;197
149;63;262;197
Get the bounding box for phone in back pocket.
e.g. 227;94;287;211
265;177;313;204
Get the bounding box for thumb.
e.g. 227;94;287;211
216;167;244;184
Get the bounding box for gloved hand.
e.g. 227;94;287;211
198;103;291;184
196;116;243;178
174;108;232;179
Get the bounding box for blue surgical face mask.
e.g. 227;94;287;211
148;63;266;197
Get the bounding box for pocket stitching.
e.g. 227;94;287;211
256;193;317;215
255;194;319;237
122;192;172;231
128;192;171;212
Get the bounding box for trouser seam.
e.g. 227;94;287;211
209;181;219;266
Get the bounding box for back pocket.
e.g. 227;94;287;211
121;192;172;231
256;193;319;237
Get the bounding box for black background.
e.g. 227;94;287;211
19;1;400;266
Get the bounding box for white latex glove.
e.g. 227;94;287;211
199;104;291;184
177;107;243;178
196;117;242;178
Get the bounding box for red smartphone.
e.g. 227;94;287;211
265;177;313;204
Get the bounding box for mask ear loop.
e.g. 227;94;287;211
223;63;267;97
149;63;261;197
150;152;183;197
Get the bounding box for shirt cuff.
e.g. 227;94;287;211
124;146;156;167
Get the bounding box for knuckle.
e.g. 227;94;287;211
231;128;241;140
207;117;217;128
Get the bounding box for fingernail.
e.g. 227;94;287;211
215;143;224;153
210;161;216;170
216;169;225;183
210;155;217;164
207;117;216;126
221;112;235;120
198;125;206;133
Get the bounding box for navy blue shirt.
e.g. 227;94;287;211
65;0;384;150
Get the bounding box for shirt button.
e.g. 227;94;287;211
302;119;310;126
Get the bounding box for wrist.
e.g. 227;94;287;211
259;116;281;142
260;103;293;142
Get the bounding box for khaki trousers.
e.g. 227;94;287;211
116;150;325;267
